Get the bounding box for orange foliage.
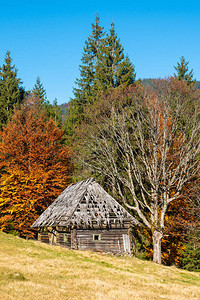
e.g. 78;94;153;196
0;95;73;238
138;194;197;265
162;196;197;265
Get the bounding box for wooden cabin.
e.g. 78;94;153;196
32;178;139;254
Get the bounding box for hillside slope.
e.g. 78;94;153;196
0;232;200;300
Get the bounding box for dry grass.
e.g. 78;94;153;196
0;232;200;299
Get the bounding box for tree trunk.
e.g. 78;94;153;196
152;230;163;264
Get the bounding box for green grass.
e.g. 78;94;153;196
0;232;200;299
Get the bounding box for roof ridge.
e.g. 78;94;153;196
52;178;94;225
32;178;139;228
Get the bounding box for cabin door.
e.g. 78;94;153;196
123;234;131;254
51;229;57;245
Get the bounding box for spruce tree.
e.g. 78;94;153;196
33;76;47;104
66;16;136;140
66;13;105;137
96;22;136;91
174;56;195;85
0;51;24;128
73;13;105;105
32;79;61;125
46;98;62;126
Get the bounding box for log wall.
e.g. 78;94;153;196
38;228;71;247
38;232;50;244
76;228;130;254
38;225;132;254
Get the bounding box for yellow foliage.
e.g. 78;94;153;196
0;95;73;238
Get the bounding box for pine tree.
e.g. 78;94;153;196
65;13;105;138
46;98;62;126
174;56;195;85
32;77;61;125
96;22;136;91
73;13;105;105
33;76;47;104
66;16;136;140
0;51;24;128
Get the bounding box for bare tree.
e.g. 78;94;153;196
83;84;200;264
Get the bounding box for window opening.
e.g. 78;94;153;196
64;233;70;243
93;234;101;241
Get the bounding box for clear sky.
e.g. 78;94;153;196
0;0;200;104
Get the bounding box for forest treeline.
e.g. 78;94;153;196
0;14;200;270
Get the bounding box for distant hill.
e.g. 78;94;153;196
59;102;70;123
59;80;200;121
195;81;200;89
142;78;200;89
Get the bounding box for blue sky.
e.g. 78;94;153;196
0;0;200;104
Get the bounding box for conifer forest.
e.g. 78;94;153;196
0;15;200;270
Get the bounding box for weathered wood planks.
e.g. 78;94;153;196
38;226;132;254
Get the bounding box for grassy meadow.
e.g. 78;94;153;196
0;232;200;299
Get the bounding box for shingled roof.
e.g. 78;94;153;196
32;178;138;228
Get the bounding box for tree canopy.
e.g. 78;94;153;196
0;94;72;237
79;79;200;264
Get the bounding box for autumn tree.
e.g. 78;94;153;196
0;51;24;128
81;79;200;264
0;94;72;238
141;195;198;266
178;177;200;271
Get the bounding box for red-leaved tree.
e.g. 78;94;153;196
0;94;73;238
